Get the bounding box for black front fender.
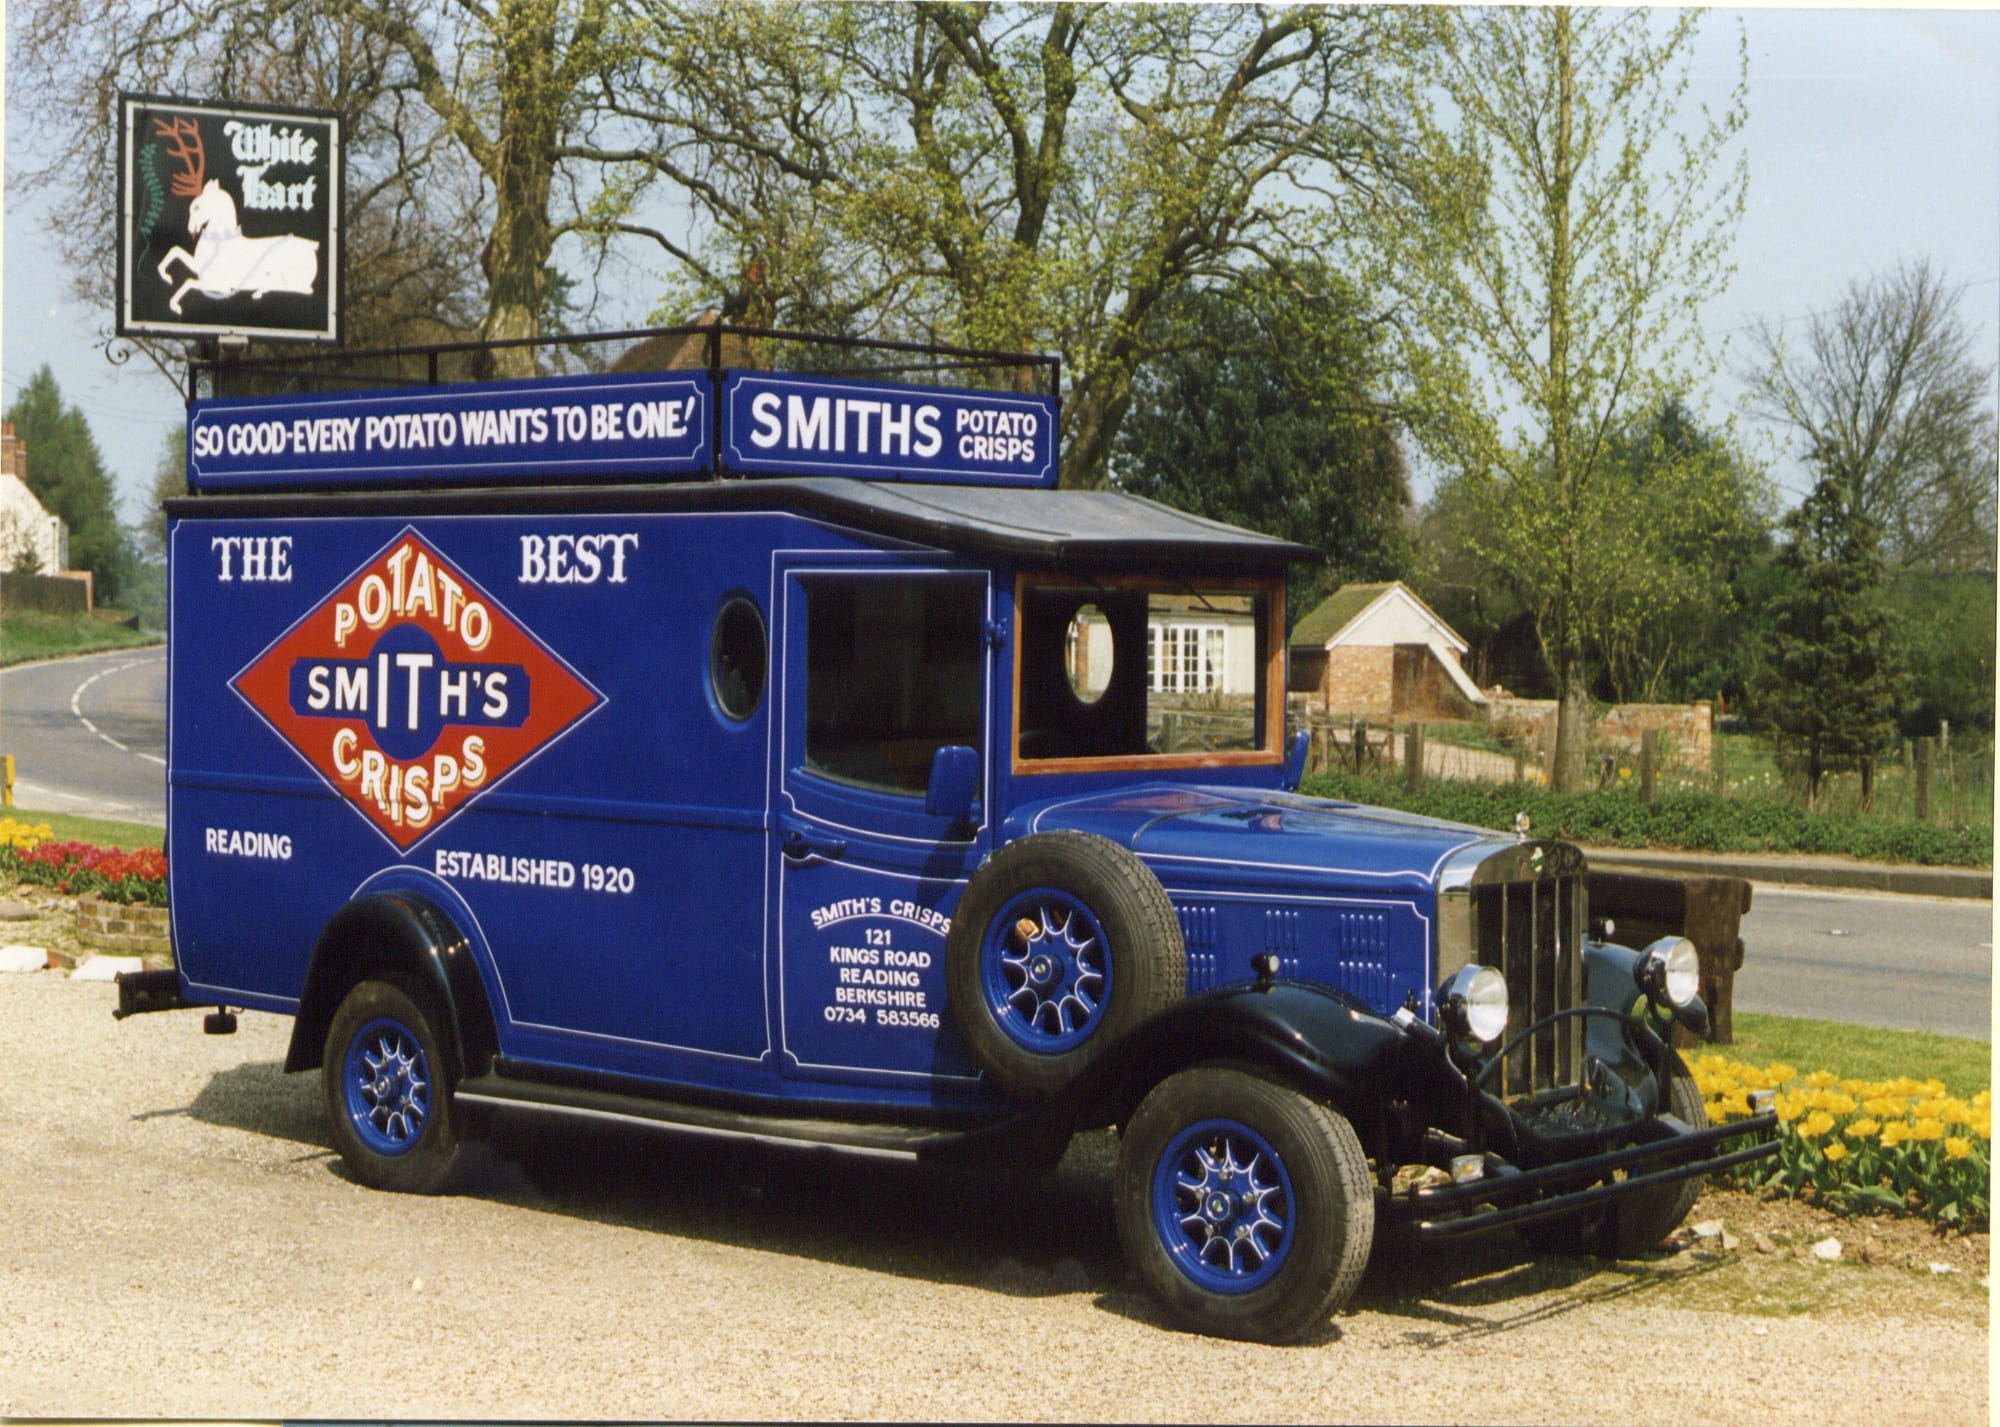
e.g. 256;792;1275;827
1051;980;1413;1148
283;892;498;1080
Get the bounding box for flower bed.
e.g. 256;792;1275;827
0;821;167;907
1697;1054;1991;1231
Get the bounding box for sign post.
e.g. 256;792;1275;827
118;95;343;344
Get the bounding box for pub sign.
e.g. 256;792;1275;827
118;94;343;342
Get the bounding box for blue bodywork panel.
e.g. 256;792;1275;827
165;363;1468;1122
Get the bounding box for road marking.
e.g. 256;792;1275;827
65;656;165;765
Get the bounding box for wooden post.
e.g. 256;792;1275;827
1712;735;1727;795
1404;723;1425;793
1161;712;1182;753
1859;756;1875;812
1915;736;1934;822
1513;747;1526;784
1352;718;1368;776
1640;729;1659;804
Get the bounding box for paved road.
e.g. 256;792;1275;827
0;647;167;825
1734;886;1992;1040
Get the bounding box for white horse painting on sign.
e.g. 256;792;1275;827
155;179;320;314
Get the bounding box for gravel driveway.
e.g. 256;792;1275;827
0;968;1985;1424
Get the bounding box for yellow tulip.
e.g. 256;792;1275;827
1823;1142;1849;1163
1910;1118;1944;1142
1806;1070;1838;1090
1845;1118;1880;1139
1944;1137;1973;1161
1799;1110;1836;1139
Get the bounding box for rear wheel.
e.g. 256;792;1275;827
322;979;462;1194
1115;1067;1373;1343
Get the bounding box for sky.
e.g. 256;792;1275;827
2;5;1997;520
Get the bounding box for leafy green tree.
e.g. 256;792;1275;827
4;368;134;603
608;3;1414;487
136;429;186;570
1590;400;1772;704
1761;481;1908;807
1889;571;1995;736
1745;260;1998;573
1369;8;1747;789
1113;269;1410;618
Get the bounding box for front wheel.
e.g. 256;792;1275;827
322;979;462;1194
1520;1050;1709;1258
1115;1067;1374;1343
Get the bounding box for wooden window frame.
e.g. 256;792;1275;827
1011;571;1287;776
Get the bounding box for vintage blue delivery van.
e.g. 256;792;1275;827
121;326;1777;1342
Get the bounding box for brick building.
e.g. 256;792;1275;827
1288;581;1486;722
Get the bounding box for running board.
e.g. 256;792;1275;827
453;1074;974;1162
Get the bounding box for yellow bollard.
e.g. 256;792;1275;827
1;754;12;808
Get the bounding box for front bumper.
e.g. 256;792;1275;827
1386;1110;1780;1238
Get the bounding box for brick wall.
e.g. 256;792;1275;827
1316;645;1395;720
76;893;173;959
1595;702;1713;772
1481;698;1713;772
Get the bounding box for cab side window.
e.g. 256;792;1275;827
803;575;984;795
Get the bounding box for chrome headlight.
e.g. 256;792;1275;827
1439;964;1509;1046
1638;936;1700;1009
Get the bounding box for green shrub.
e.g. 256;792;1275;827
1298;770;1993;867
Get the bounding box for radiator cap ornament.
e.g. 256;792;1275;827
1513;810;1531;841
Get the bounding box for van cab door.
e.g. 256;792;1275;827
770;563;992;1091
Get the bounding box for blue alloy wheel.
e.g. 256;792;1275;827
979;887;1113;1053
1115;1067;1372;1342
1150;1118;1296;1294
322;978;464;1193
341;1014;433;1156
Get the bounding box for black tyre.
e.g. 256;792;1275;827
1521;1050;1708;1258
1115;1067;1374;1344
322;979;462;1194
1596;1050;1710;1256
946;831;1184;1101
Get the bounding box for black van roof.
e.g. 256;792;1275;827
169;475;1316;571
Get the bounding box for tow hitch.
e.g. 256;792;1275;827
113;968;188;1019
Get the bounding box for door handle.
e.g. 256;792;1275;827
781;821;847;863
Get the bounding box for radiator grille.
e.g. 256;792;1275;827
1472;863;1587;1097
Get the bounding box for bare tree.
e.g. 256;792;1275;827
1745;260;1998;573
10;0;614;377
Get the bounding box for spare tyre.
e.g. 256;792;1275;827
946;830;1185;1101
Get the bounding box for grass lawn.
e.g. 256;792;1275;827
1;610;160;666
1726;1012;1991;1098
1;808;164;850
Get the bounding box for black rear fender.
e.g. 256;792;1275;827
283;892;498;1080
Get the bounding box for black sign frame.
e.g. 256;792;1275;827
118;94;344;344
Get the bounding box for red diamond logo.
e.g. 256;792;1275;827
232;528;603;850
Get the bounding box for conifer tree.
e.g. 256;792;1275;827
1762;480;1908;807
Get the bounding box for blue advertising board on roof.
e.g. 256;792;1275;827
721;372;1057;487
185;366;1059;492
187;370;711;491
